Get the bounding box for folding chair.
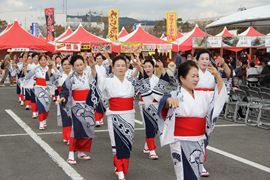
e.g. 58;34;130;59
232;89;249;123
245;90;261;126
257;92;270;129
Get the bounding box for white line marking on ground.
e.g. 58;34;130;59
215;124;246;127
5;109;84;180
207;146;270;173
0;133;28;137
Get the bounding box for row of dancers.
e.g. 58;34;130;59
13;50;228;180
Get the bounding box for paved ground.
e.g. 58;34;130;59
0;86;270;180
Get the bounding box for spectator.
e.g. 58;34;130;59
234;61;248;87
175;51;182;67
260;59;270;86
0;54;11;87
246;61;259;86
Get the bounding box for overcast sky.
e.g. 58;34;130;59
0;0;269;20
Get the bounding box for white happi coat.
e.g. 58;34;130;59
159;85;228;147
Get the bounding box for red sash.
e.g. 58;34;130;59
72;90;89;101
174;117;206;136
109;97;134;111
36;78;46;86
195;88;214;91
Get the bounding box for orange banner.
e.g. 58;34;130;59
108;9;119;41
166;12;177;42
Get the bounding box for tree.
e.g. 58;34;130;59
0;20;8;32
151;19;166;37
54;25;65;37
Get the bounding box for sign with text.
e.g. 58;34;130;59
108;9;119;41
121;42;142;53
166;12;177;42
44;8;56;41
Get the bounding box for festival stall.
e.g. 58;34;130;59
0;21;55;52
57;24;111;53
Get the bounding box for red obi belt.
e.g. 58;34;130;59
174;117;206;136
195;88;214;91
72;90;90;101
109;97;134;111
36;78;47;86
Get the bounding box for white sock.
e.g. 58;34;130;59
68;151;75;160
118;171;125;179
144;142;148;150
150;150;156;155
77;151;86;157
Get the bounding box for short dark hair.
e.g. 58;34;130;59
95;53;105;60
196;49;211;61
178;61;198;81
249;61;255;67
143;59;155;67
39;54;47;61
61;57;70;65
112;55;127;66
70;55;84;66
32;53;39;58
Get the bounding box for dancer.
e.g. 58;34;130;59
158;61;227;180
59;55;97;165
98;55;140;180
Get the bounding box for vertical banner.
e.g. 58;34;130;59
31;22;39;37
166;11;177;42
108;9;119;41
44;8;55;42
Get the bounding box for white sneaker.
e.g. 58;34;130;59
143;148;150;154
25;105;30;110
39;122;45;130
32;112;38;119
117;171;125;180
20;101;24;106
95;121;101;127
149;150;159;160
201;166;210;177
43;120;47;127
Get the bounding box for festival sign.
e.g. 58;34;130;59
44;8;56;41
121;42;142;53
91;43;112;53
55;42;81;52
192;37;207;48
108;9;119;41
207;37;222;48
81;43;91;50
157;44;172;52
166;11;177;42
142;44;156;51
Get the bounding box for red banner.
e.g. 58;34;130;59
44;8;55;42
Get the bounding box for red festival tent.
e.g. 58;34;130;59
118;27;128;39
60;24;108;44
0;21;55;52
172;24;206;52
238;26;264;36
38;33;46;41
55;26;73;42
119;24;170;44
216;26;234;37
